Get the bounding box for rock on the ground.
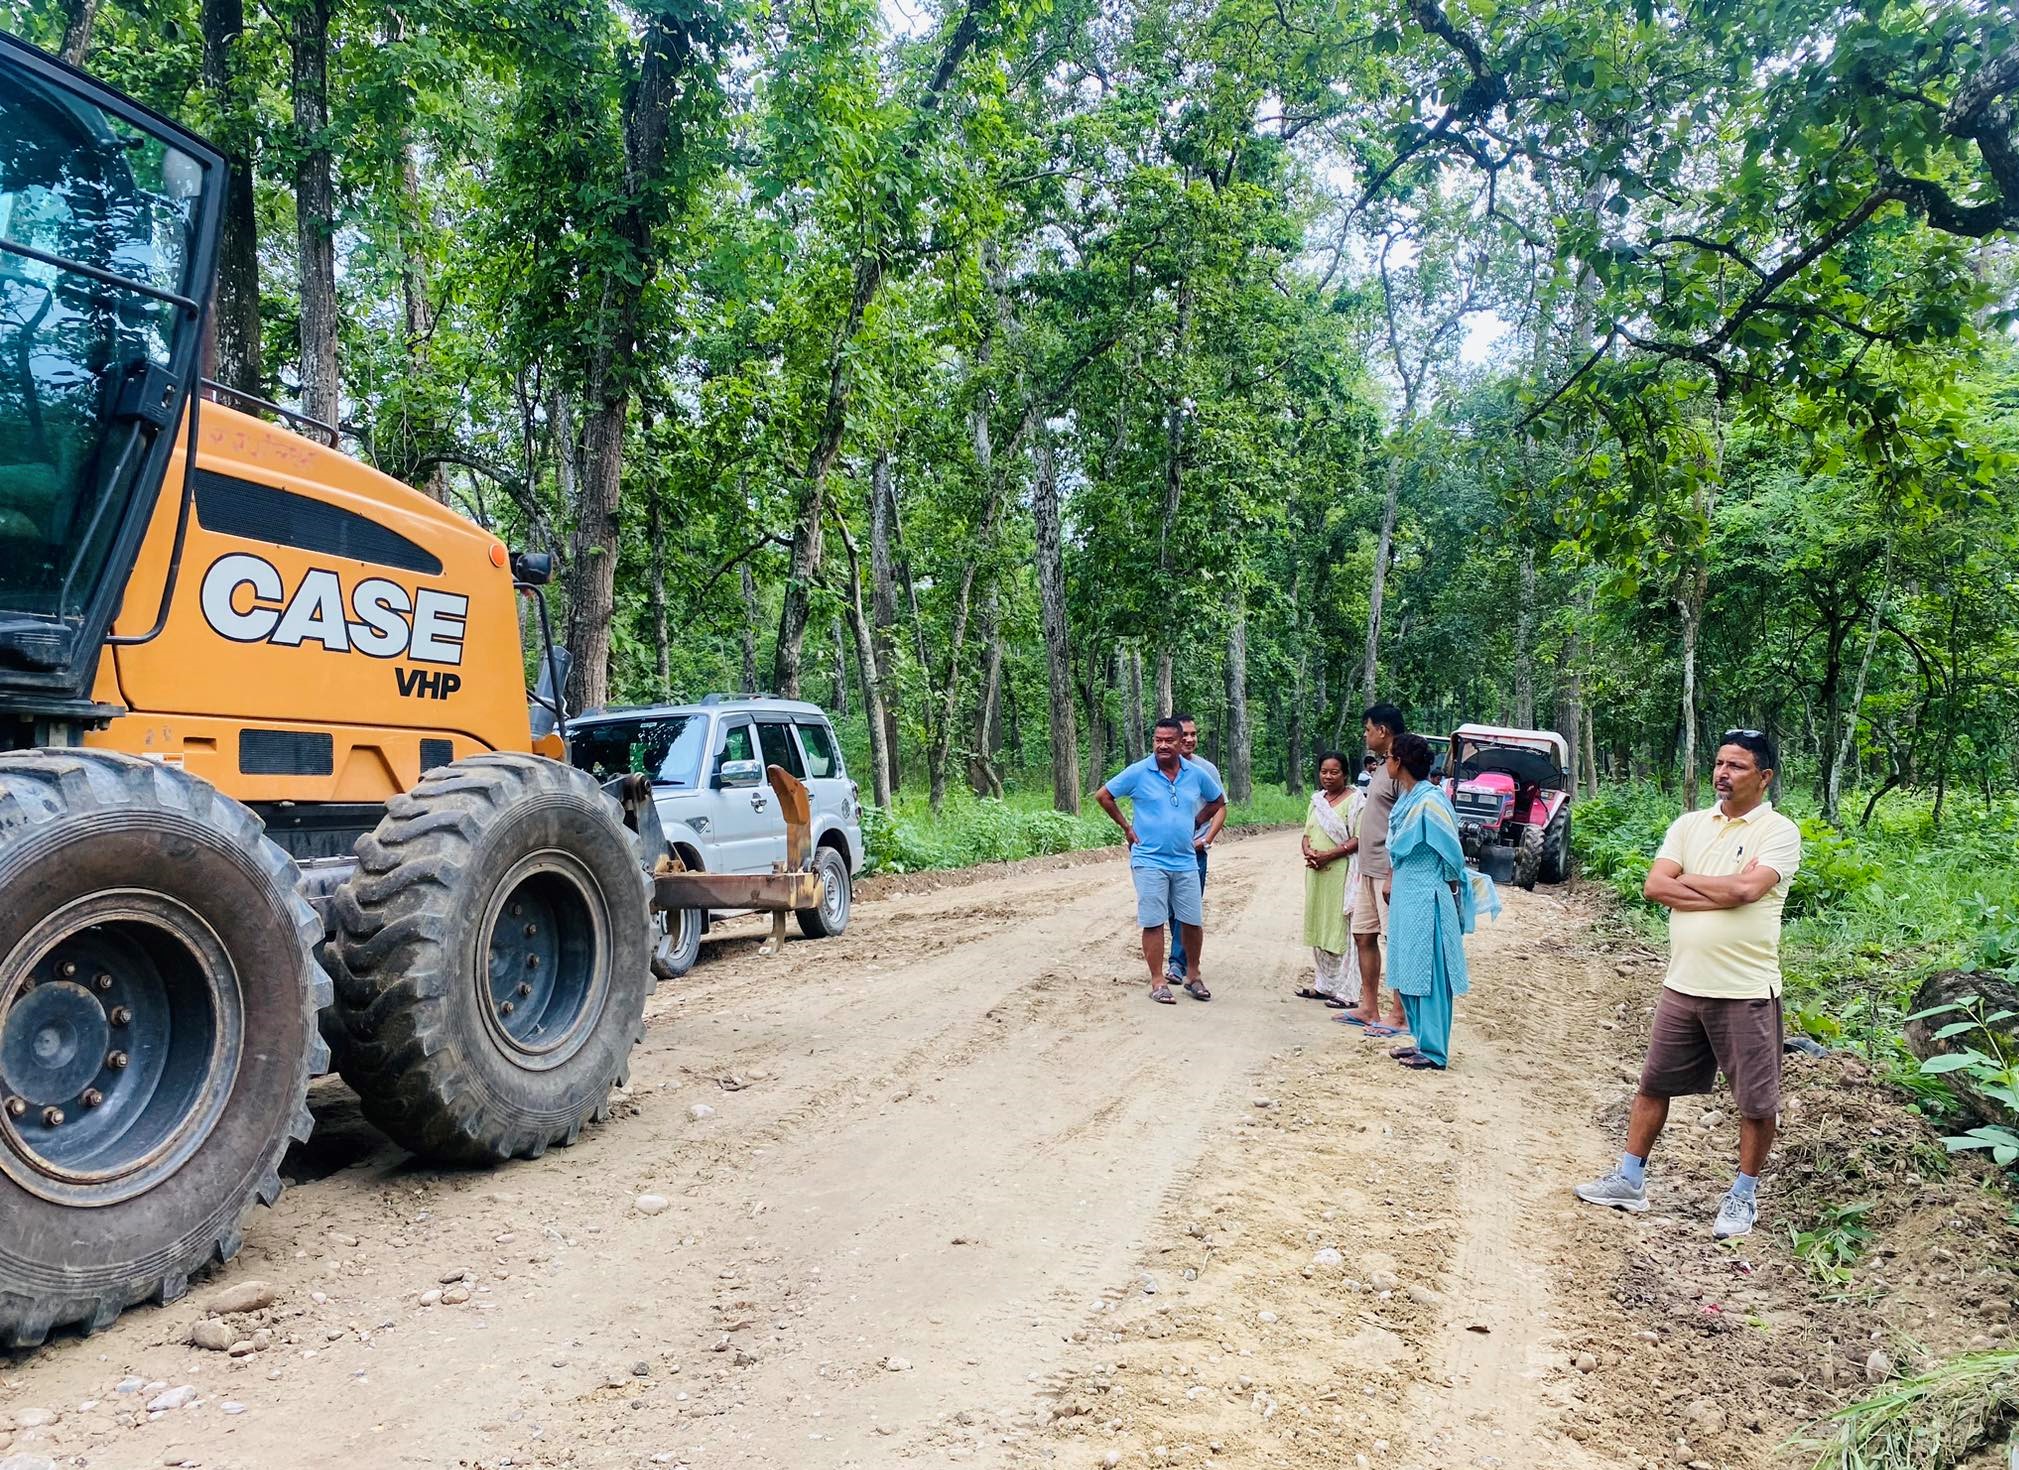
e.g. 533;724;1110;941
1369;1270;1399;1293
206;1280;276;1315
635;1194;671;1216
227;1339;257;1358
442;1285;471;1305
1866;1349;1894;1383
883;1356;913;1372
1312;1247;1343;1269
9;1410;58;1431
688;1104;716;1122
1684;1399;1727;1436
146;1386;198;1413
0;1454;59;1470
190;1320;236;1351
1574;1353;1598;1374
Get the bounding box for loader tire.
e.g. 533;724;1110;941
1514;823;1544;891
328;754;651;1164
1539;809;1572;885
0;751;326;1348
794;846;852;939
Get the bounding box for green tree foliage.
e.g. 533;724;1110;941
5;0;2013;816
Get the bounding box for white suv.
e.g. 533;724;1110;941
566;695;863;974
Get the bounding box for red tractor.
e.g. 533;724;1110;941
1442;724;1573;889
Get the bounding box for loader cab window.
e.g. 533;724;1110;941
569;714;707;788
0;74;206;638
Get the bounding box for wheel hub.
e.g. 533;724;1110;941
2;981;110;1107
478;855;608;1070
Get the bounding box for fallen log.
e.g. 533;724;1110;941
1903;968;2019;1131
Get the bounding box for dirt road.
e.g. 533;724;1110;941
2;829;2011;1470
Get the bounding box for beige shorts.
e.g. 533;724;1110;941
1350;874;1388;935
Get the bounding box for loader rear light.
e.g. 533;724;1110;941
490;543;507;568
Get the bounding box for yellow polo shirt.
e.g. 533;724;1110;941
1657;802;1804;999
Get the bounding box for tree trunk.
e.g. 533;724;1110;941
59;0;99;63
1554;614;1582;795
1678;590;1702;810
830;617;850;716
1825;553;1892;825
831;517;892;809
974;589;1002;756
1085;653;1109;791
1224;599;1252;802
1124;646;1145;762
1512;548;1538;726
739;563;760;693
397;143;450;503
1032;431;1080;812
202;0;262;398
869;450;902;791
648;481;670;691
1362;450;1403;705
1582;702;1600;798
1286;647;1306;795
290;0;340;431
565;394;627;710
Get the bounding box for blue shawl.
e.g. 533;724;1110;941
1388;779;1502;934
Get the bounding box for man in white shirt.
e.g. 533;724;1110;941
1575;731;1803;1239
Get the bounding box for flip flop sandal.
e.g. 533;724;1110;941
1150;984;1178;1005
1294;988;1329;1001
1186;979;1212;1002
1335;1013;1372;1027
1389;1045;1421;1059
1362;1024;1406;1039
1322;997;1350;1009
1395;1053;1444;1070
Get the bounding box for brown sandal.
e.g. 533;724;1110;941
1150;984;1178;1005
1185;979;1212;1002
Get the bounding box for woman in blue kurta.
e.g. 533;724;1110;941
1383;732;1501;1070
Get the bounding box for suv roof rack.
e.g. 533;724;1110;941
697;692;778;704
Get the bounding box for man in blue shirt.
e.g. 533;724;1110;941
1096;716;1227;1005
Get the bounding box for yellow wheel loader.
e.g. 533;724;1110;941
0;34;821;1347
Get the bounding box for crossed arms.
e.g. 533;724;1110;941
1643;856;1781;912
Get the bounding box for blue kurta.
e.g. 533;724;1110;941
1385;782;1500;1066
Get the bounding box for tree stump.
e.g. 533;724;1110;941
1903;968;2019;1130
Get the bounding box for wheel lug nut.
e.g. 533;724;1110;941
4;1097;23;1119
109;1006;132;1026
42;1106;63;1127
516;982;532;997
94;973;113;992
525;954;540;970
107;1050;129;1070
59;961;77;978
500;1002;516;1016
510;904;523;917
82;1088;104;1109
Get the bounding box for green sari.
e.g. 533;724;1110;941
1302;789;1355;954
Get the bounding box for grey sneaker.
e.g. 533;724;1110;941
1573;1169;1649;1213
1712;1190;1758;1240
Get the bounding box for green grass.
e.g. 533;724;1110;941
1798;1349;2019;1470
860;782;1306;875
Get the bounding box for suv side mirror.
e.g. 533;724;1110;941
717;758;763;789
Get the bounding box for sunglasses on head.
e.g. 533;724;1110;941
1723;728;1765;741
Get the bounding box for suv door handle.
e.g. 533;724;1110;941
750;793;769;811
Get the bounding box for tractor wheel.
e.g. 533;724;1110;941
652;905;702;980
327;755;651;1165
1514;823;1544;890
795;847;852;939
0;751;326;1347
1540;809;1572;884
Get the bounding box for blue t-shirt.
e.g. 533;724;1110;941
1105;755;1225;872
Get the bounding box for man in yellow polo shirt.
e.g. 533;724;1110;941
1574;730;1802;1239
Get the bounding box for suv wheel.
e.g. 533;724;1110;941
796;847;851;939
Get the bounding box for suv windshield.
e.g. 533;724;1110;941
570;714;709;788
1;65;206;658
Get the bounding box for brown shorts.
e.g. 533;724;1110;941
1350;874;1388;936
1638;989;1783;1119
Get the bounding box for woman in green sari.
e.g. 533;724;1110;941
1297;752;1357;1004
